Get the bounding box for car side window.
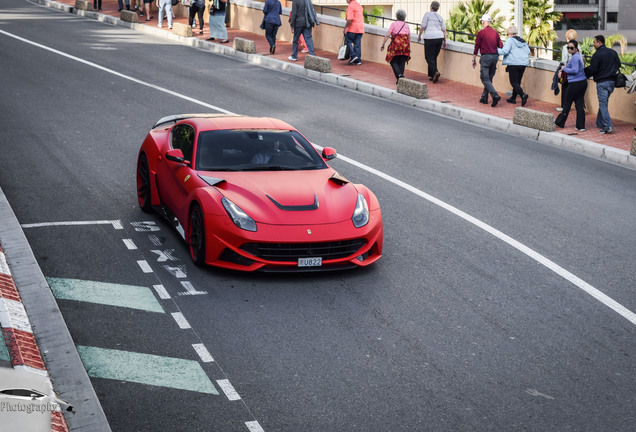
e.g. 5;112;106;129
171;124;195;162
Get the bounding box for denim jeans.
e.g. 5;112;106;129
346;32;363;60
292;26;314;58
596;80;615;130
157;0;172;27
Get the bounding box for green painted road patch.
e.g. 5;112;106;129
76;346;218;394
47;277;164;313
0;335;9;362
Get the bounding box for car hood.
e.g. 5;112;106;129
209;169;359;225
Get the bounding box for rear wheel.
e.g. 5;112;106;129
189;203;206;266
136;154;153;212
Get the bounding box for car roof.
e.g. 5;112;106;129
153;114;296;131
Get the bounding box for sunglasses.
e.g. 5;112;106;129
568;46;576;50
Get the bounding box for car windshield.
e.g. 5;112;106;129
194;130;329;172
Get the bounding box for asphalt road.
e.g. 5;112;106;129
1;1;635;431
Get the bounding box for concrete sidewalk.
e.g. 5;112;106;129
1;1;636;431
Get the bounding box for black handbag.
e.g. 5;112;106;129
615;72;627;88
171;0;179;5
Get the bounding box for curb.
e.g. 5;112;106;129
0;247;69;432
0;187;112;432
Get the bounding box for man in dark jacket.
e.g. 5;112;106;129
584;35;621;134
288;0;318;61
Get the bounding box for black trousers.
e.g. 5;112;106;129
424;38;443;78
390;55;408;80
506;65;526;99
189;5;204;30
560;81;569;108
555;79;587;130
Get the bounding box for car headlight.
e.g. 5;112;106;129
222;197;257;232
352;193;369;228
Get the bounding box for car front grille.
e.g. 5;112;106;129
240;239;367;262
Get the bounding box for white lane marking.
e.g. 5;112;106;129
163;265;187;278
0;30;233;115
216;379;241;401
20;220;122;229
123;239;137;250
137;260;153;273
245;421;265;432
5;31;633;326
171;312;191;329
192;343;214;363
152;284;171;300
178;281;207;296
150;249;178;262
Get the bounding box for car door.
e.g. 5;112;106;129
155;123;197;223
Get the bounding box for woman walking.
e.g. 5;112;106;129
498;26;530;105
555;40;587;132
188;0;205;34
262;0;282;54
208;0;229;43
557;29;577;112
418;1;446;83
381;10;411;84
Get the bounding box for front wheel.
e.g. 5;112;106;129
136;154;153;213
189;203;206;266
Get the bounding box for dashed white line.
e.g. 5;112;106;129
216;379;241;401
137;260;153;273
245;421;265;432
152;284;171;300
171;312;191;329
123;239;137;250
192;343;214;363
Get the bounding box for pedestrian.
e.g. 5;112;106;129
93;0;102;10
584;35;621;134
288;0;319;61
344;0;364;65
262;0;282;54
188;0;205;34
554;40;587;132
117;0;131;11
380;9;410;83
208;0;229;42
557;29;577;112
472;14;503;107
497;25;530;105
141;0;153;21
156;0;173;28
417;1;446;83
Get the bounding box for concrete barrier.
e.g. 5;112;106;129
172;22;192;37
120;10;138;23
304;55;332;74
74;0;92;10
512;107;556;132
631;136;636;156
397;78;428;99
233;37;256;54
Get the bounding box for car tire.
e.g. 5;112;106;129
189;203;206;266
137;154;153;213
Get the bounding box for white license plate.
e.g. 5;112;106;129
298;257;322;267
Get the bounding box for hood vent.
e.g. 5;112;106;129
199;175;226;186
267;194;319;211
329;172;349;185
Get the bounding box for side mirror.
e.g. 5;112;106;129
322;147;337;161
165;149;190;165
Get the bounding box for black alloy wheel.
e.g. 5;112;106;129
137;154;153;213
189;203;206;266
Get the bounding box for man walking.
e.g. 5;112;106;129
472;14;503;107
289;0;319;61
345;0;364;65
584;35;621;134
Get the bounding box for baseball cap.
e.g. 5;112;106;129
480;14;492;22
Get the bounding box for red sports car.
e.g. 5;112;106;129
136;114;383;271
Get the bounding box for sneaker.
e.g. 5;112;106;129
288;56;297;61
301;49;309;53
521;93;528;107
348;56;359;65
556;107;563;112
600;127;614;134
353;60;362;65
491;94;501;107
575;128;586;132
